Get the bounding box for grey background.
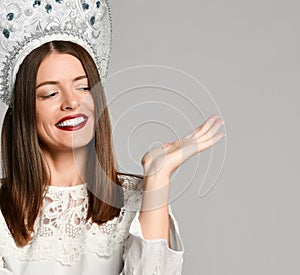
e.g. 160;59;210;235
0;0;299;274
107;0;300;274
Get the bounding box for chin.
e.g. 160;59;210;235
72;129;94;148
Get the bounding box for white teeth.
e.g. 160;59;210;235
57;117;86;127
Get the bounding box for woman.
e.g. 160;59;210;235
0;2;225;274
0;40;225;274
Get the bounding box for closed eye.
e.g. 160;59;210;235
78;87;90;91
41;92;58;99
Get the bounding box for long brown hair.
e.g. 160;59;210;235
0;41;124;247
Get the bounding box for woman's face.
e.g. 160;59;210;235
35;53;95;152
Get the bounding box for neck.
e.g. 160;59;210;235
41;146;89;187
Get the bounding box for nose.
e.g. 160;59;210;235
61;89;81;110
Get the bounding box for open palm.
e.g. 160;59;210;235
141;114;225;179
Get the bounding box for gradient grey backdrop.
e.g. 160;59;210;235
1;0;299;274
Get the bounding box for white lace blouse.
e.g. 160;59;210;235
0;174;184;275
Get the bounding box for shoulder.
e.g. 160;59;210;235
117;172;143;190
117;172;144;212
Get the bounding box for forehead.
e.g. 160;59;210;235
36;53;86;81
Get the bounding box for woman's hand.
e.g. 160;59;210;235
141;114;225;180
139;114;225;243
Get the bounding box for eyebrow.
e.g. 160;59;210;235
36;75;88;89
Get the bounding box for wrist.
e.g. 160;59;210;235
143;173;170;191
141;174;170;210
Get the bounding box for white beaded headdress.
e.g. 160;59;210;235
0;0;112;106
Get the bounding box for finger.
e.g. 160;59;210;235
161;142;171;148
196;118;224;142
185;114;220;139
168;131;225;170
198;132;226;151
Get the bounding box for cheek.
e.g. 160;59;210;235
35;112;46;139
35;103;44;124
82;95;95;119
36;107;46;127
85;94;95;111
35;106;54;133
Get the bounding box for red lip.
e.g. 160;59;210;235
56;113;88;125
55;113;89;131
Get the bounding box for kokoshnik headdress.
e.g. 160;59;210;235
0;0;112;106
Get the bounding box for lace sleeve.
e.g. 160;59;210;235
118;173;184;275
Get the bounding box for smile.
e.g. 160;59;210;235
55;114;89;131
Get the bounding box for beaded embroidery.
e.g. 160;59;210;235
0;0;112;106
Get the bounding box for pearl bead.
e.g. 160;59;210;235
24;9;34;16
